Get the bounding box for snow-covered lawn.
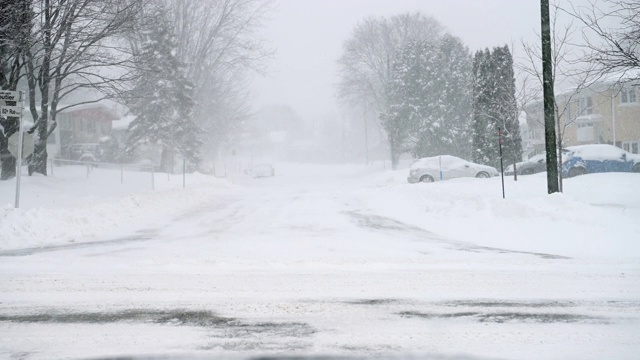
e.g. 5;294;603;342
0;162;639;359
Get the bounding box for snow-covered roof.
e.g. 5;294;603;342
112;115;136;130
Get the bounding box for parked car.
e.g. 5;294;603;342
505;153;547;176
66;143;101;163
562;144;640;177
407;155;499;183
250;163;275;178
504;150;570;176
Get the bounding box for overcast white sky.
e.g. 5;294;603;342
249;0;555;122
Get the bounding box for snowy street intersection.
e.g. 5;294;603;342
1;164;639;359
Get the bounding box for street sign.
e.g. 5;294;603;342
1;106;22;117
0;91;19;102
8;132;34;159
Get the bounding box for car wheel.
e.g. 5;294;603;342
568;167;586;177
475;171;490;178
419;175;434;183
522;169;534;175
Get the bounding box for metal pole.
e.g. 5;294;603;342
612;90;617;146
498;128;505;199
556;111;563;192
363;106;369;165
14;91;24;209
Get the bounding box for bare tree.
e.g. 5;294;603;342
337;13;444;169
165;0;274;159
0;0;31;180
567;0;640;80
22;0;140;176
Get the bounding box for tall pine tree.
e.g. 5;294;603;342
381;35;472;164
472;46;522;168
127;6;200;172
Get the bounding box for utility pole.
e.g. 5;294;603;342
541;0;559;194
363;106;369;165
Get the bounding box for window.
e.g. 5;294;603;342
88;120;95;134
564;102;572;120
577;123;594;142
622;141;640;154
620;87;637;104
59;116;72;130
577;96;593;115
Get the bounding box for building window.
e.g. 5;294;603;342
577;96;593;115
620;87;637;104
577;123;595;142
59;116;72;130
623;141;640;154
88;120;95;134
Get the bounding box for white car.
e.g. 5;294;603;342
250;163;275;178
407;155;499;183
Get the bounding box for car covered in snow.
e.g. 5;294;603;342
505;153;547;176
505;149;570;176
250;163;275;178
561;144;640;177
407;155;499;183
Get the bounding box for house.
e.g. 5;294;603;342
523;78;640;156
50;103;120;159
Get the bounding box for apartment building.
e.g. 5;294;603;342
523;79;640;157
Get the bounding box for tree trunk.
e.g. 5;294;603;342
389;142;400;170
0;142;17;180
160;147;173;173
541;0;559;194
0;105;19;180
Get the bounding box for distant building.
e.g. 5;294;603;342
49;103;119;158
523;78;640;156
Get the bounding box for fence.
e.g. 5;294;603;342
49;158;157;190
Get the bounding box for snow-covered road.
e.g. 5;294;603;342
1;163;639;359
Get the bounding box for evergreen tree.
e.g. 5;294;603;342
414;34;472;158
472;46;522;167
382;35;472;162
492;46;522;166
126;6;200;172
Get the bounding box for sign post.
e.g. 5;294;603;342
498;127;505;199
1;91;25;208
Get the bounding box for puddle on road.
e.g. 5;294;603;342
399;310;607;324
443;300;576;308
0;308;316;340
348;299;402;306
0;230;156;257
